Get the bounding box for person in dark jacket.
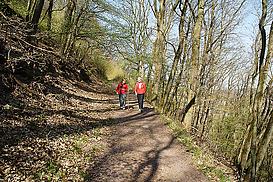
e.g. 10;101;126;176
116;79;128;109
134;77;146;112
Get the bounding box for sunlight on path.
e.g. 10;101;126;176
86;94;208;182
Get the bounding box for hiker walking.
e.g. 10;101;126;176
134;77;146;112
116;79;128;110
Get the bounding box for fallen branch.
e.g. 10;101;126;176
0;11;8;20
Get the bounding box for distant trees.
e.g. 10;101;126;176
116;0;151;79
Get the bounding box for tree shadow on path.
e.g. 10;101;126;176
0;104;158;179
84;108;178;182
132;137;175;182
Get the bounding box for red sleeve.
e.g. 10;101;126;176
125;84;128;92
116;83;120;93
144;83;147;93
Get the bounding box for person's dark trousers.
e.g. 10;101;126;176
137;94;144;110
119;94;126;108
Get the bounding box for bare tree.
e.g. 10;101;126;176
179;0;205;129
161;0;188;112
236;0;273;180
149;0;179;105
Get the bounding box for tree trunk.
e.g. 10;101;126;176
256;111;273;173
26;0;34;21
240;0;271;180
61;0;76;55
47;0;54;31
252;16;273;179
31;0;45;31
161;0;188;112
182;0;205;129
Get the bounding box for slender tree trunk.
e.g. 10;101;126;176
251;16;273;180
26;0;35;21
182;0;205;129
161;0;188;112
146;61;154;100
200;106;210;139
194;0;215;132
239;1;272;180
256;111;273;173
249;1;268;180
47;0;54;31
61;0;76;55
31;0;45;31
152;0;166;105
64;6;84;57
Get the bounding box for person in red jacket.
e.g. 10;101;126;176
116;79;128;109
134;77;146;112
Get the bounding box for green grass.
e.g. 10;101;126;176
72;142;83;154
92;128;102;140
46;160;59;174
35;160;63;181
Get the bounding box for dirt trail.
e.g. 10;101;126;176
1;79;208;181
86;94;208;182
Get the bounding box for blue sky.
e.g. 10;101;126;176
239;0;272;64
239;1;260;51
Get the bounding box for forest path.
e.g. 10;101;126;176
86;94;208;182
1;79;207;181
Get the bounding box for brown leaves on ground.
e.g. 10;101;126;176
0;77;118;181
0;12;119;181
